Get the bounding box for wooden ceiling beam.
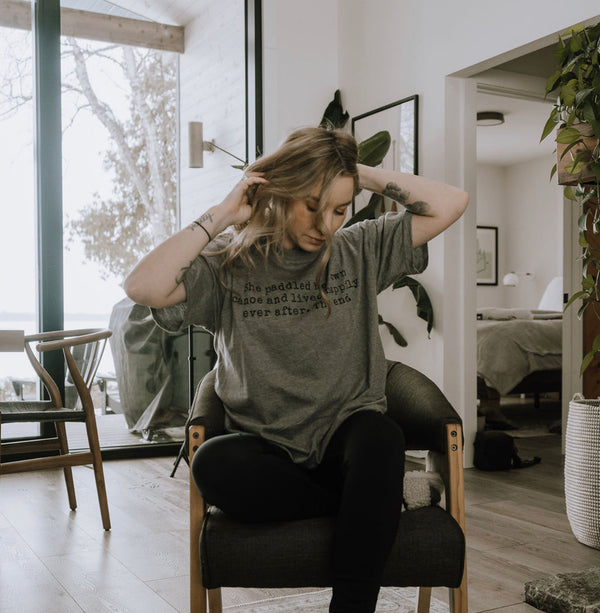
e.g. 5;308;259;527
0;0;184;53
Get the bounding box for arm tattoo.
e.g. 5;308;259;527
382;182;409;204
175;261;194;286
382;182;430;216
187;211;214;231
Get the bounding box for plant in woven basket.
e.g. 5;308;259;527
541;22;600;374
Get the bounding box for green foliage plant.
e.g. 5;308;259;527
320;90;433;346
541;22;600;374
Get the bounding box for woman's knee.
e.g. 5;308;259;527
341;411;405;463
191;433;258;504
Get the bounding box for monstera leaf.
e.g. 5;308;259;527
358;131;391;167
392;277;434;337
378;315;407;347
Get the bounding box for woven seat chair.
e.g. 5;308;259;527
0;328;112;530
187;360;468;613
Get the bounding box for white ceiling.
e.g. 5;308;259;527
475;44;559;167
476;92;555;166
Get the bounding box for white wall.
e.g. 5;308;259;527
179;0;246;224
504;156;564;308
262;0;339;151
476;164;507;308
476;159;563;310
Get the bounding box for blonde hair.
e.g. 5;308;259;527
218;127;359;313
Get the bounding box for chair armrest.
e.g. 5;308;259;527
385;361;462;453
188;369;226;440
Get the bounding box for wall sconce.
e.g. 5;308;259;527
188;121;247;168
477;111;505;126
502;271;535;286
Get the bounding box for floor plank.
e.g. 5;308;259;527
43;549;178;612
0;555;83;613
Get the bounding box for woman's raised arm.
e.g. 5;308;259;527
124;174;266;308
357;164;468;247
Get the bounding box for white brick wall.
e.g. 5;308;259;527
179;0;246;224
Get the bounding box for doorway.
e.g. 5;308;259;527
446;32;591;458
473;56;565;440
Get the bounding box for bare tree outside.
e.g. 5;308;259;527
64;39;177;280
1;28;177;417
0;32;178;282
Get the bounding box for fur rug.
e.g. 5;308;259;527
223;587;448;612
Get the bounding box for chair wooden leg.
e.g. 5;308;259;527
449;574;468;613
444;424;468;613
55;422;77;510
190;425;208;613
416;586;431;613
190;581;207;613
208;589;222;613
85;415;111;530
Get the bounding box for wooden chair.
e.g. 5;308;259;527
187;361;468;613
0;328;112;530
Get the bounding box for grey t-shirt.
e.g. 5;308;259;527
152;211;427;467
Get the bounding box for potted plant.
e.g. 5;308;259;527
541;22;600;551
541;21;600;376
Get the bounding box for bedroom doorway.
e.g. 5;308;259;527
472;56;565;439
446;25;594;451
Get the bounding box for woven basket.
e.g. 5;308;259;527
565;395;600;549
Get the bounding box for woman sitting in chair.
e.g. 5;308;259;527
125;127;468;613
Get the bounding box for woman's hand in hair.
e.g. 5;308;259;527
218;173;268;226
124;173;268;309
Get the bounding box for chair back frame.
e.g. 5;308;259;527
0;328;112;530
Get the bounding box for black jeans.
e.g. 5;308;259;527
191;410;406;613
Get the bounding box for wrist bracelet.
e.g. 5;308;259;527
192;220;212;242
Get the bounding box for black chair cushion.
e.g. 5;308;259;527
200;506;465;590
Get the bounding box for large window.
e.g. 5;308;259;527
60;35;179;449
0;24;38;438
0;2;181;451
1;0;260;455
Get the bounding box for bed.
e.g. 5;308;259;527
476;308;562;411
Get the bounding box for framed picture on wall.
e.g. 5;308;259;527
476;225;498;286
351;95;418;216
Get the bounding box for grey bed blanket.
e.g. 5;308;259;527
477;317;562;395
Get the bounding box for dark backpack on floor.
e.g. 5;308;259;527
474;431;541;471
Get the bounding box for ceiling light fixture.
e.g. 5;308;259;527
477;111;505;126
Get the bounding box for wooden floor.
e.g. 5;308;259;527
1;433;599;612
